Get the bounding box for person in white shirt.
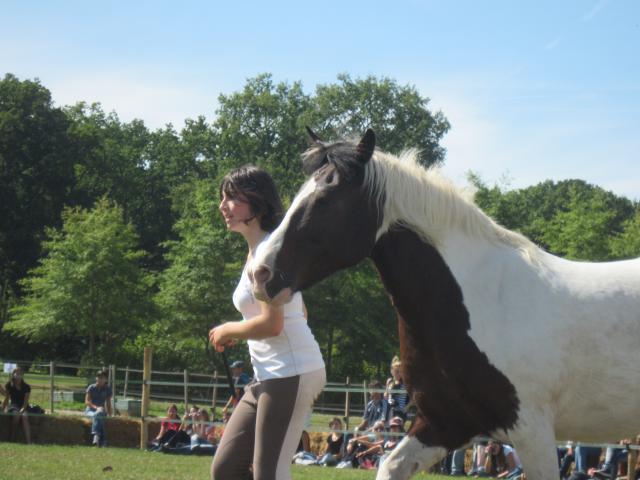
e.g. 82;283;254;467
210;166;326;480
483;440;524;479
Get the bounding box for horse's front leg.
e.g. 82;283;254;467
506;408;559;480
376;435;447;480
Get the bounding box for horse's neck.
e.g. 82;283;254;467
370;224;520;448
371;225;471;334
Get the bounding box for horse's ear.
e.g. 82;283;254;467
356;129;376;164
305;126;323;145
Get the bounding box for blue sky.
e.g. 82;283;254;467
2;0;639;199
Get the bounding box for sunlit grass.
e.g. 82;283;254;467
0;444;441;479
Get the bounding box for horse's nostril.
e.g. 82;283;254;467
253;265;273;285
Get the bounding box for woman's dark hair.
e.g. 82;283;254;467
10;366;28;389
219;166;284;232
487;441;506;473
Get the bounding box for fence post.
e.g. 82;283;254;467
211;370;218;413
183;369;189;412
343;376;350;431
363;380;367;412
111;364;117;413
628;446;638;480
123;366;130;399
140;347;152;450
49;361;55;414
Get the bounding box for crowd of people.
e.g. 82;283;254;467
3;356;640;480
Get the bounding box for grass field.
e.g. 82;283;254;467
0;444;444;480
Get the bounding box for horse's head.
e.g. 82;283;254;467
250;128;382;304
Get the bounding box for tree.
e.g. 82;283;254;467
5;198;154;363
212;73;451;199
212;73;314;197
304;261;398;380
313;74;450;168
471;175;635;261
0;74;77;314
610;208;640;259
152;179;243;371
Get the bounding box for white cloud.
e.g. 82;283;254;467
418;83;640;200
581;0;610;22
44;71;221;129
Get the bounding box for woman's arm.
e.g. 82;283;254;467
499;451;517;477
356;444;384;458
85;392;96;409
156;423;167;440
210;302;284;349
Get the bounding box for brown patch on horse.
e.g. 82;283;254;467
371;225;520;449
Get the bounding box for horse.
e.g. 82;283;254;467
249;128;640;479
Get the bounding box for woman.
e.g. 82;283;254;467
149;404;181;450
385;356;409;420
210;166;326;480
163;409;217;455
3;366;32;444
481;440;524;479
317;417;345;466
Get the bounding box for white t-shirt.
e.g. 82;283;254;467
502;445;522;471
232;237;325;381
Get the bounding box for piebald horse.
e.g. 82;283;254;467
250;128;640;479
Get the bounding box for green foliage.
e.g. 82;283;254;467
212;73;314;197
305;262;397;380
313;74;450;167
471;175;637;261
610;208;640;259
0;73;77;318
5;198;154;363
152;179;244;371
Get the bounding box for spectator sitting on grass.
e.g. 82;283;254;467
480;440;523;479
355;381;390;433
148;404;181;450
2;366;32;444
354;420;387;469
162;405;200;449
162;409;217;455
317;417;345;466
85;370;112;447
338;420;386;469
221;360;250;416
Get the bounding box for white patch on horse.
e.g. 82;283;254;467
251;177;318;277
376;436;447;480
364;149;541;264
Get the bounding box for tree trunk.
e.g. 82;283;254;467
89;329;96;361
325;326;334;378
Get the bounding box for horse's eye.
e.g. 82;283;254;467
325;172;335;184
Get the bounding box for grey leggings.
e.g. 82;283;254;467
211;368;326;480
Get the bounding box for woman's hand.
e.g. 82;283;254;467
209;324;235;352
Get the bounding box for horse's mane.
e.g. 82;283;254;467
363;149;544;265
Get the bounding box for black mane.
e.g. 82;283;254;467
302;141;370;181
